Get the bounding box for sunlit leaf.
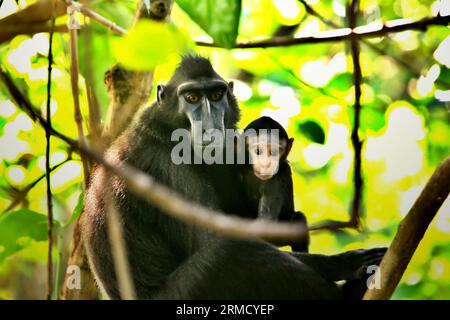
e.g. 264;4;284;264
327;72;353;91
78;31;115;118
113;20;192;70
63;192;84;228
0;209;59;264
297;120;326;144
360;107;386;132
176;0;241;48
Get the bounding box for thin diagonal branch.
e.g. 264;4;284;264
0;68;309;248
66;0;126;35
1;158;71;215
363;157;450;300
297;0;340;29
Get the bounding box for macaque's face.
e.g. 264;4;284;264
247;134;287;180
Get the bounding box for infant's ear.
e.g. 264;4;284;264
286;138;294;155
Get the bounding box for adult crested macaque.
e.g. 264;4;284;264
82;55;386;299
243;116;309;252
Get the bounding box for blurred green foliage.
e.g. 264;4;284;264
0;0;449;299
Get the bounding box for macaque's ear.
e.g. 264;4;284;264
228;81;234;93
157;85;166;105
286;137;294;156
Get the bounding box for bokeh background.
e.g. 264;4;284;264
0;0;449;299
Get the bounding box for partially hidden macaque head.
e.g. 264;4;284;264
244;116;293;180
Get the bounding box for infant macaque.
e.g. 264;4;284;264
242;116;309;252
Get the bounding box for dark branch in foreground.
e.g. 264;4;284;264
364;156;450;300
45;10;56;300
0;68;308;243
196;15;450;48
348;0;363;228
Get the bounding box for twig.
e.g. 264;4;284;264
296;0;450;88
0;68;309;248
309;220;357;231
66;0;126;35
68;8;90;189
82;17;102;149
1;158;71;215
305;1;364;232
45;5;56;300
196;15;450;48
105;185;136;300
348;0;363;227
297;0;340;29
363;156;450;299
263;48;340;101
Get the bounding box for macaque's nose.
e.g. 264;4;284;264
202;98;214;130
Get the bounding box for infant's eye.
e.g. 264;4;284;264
270;148;279;156
185;93;200;103
209;91;224;101
255;148;263;156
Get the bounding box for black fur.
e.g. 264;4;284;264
243;116;309;252
82;56;385;299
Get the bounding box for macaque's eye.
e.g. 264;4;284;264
209;90;224;101
185;93;200;103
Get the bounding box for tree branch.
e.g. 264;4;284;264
45;4;56;300
67;0;126;36
363;156;450;300
67;7;90;189
296;0;450;88
348;0;363;228
0;68;309;243
105;185;136;300
196;15;450;48
1;158;72;215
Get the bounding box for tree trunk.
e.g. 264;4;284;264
60;0;174;300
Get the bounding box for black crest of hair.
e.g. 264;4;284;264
245;116;289;141
169;54;222;85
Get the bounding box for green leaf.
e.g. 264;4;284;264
63;192;84;229
0;209;59;264
113;20;192;70
327;72;353;91
360;107;386;132
78;31;115;118
297;120;326;144
176;0;241;48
